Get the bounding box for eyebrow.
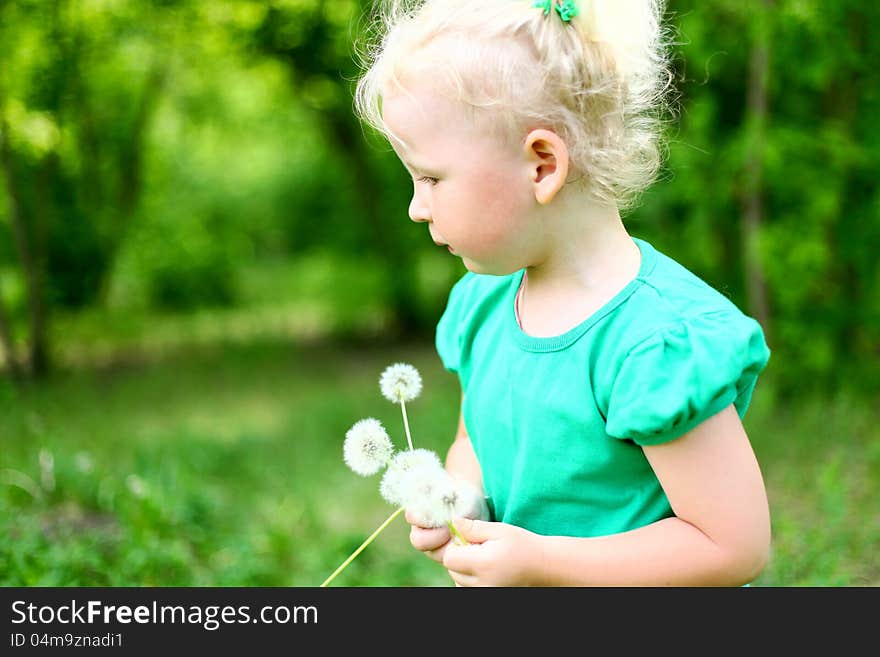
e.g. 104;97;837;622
389;138;439;175
401;157;439;176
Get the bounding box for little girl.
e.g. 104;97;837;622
354;0;772;586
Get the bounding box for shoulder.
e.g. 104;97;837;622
592;239;765;378
440;270;520;323
617;239;771;385
435;270;520;377
595;240;772;444
618;239;759;348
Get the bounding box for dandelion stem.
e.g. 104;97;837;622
400;400;414;451
448;521;470;546
320;507;405;587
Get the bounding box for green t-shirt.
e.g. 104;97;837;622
435;237;771;538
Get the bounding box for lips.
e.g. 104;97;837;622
432;236;454;253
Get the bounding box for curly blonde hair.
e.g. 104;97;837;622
354;0;674;212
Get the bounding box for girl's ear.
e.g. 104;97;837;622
523;129;570;205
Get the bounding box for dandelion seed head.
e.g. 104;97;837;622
402;465;458;529
379;466;406;506
450;478;490;521
391;448;443;474
379;448;444;507
379;363;423;403
343;418;395;476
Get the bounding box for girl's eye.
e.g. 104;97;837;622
417;176;439;186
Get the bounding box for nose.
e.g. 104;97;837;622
408;184;431;224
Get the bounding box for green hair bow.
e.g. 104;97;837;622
532;0;579;23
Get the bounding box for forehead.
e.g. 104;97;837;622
381;82;470;156
381;80;512;165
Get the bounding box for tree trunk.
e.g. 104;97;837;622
254;1;427;337
0;114;50;378
828;8;867;370
97;63;168;305
322;109;424;337
740;0;772;343
28;153;54;377
0;280;23;380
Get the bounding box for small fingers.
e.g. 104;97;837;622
441;542;478;575
405;509;445;529
447;569;480;587
409;524;450;552
424;545;447;565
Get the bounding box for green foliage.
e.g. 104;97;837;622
634;0;880;394
0;0;172;310
0;341;461;586
0;0;877;384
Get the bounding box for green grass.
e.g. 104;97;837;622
744;385;880;586
0;338;877;586
0;339;460;586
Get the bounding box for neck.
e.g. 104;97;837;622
524;197;640;296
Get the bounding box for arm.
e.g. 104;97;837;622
444;393;484;494
443;404;772;586
407;391;485;563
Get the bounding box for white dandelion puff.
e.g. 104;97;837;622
400;464;458;529
379;448;444;507
379;466;406;507
388;448;443;477
379;363;422;404
322;367;474;586
343;418;395;476
380;363;422;450
449;478;490;522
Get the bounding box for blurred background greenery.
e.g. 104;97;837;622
0;0;877;586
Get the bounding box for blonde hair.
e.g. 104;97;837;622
354;0;674;212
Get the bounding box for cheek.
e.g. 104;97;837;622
477;168;530;230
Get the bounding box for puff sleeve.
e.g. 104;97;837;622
434;273;473;375
605;312;771;446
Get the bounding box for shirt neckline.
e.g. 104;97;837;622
508;237;657;352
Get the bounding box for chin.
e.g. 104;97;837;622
461;257;487;274
462;258;518;277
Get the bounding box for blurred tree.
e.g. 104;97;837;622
0;0;875;395
740;0;772;340
637;0;880;394
247;0;429;336
0;0;173;377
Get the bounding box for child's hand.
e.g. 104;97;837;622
442;517;544;587
406;510;452;564
406;478;489;565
